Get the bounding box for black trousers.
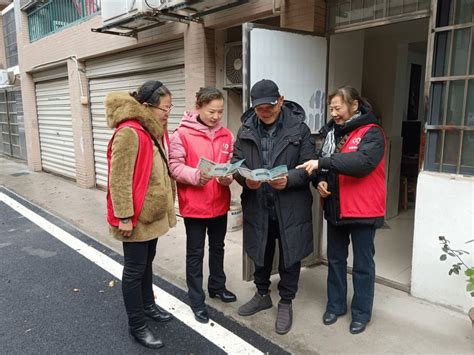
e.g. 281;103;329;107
122;238;157;328
254;218;301;301
184;214;228;310
326;223;376;323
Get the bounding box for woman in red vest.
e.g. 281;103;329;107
169;87;237;324
297;86;386;335
106;80;177;349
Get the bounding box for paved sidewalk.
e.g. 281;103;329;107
1;156;472;354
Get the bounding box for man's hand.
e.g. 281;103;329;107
268;176;288;190
296;160;319;175
217;175;233;186
198;172;212;186
118;219;133;238
245;179;262;190
317;181;331;198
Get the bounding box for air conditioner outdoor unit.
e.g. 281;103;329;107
102;0;159;26
102;0;243;27
224;42;242;88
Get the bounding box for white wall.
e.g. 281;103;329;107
249;27;327;132
392;43;409;136
328;31;365;97
362;19;429;137
321;31;365;256
411;172;474;313
362;19;429;219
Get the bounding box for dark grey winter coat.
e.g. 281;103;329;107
232;101;316;268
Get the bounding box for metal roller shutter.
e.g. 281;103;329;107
86;40;185;187
35;78;76;179
86;40;184;78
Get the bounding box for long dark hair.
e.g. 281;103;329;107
130;80;171;106
328;86;372;112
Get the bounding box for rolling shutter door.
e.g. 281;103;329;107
35;77;76;179
87;40;185;187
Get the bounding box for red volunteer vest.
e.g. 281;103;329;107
177;126;232;218
107;120;154;227
338;124;386;218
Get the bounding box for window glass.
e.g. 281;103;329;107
454;0;474;25
466;81;474;126
433;31;451;77
450;28;470;76
446;80;465;126
429;82;446;125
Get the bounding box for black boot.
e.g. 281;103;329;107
349;321;367;334
209;289;237;303
144;304;173;322
192;307;210;323
129;324;164;349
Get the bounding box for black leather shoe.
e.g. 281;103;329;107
193;308;209;323
349;321;367;334
144;304;173;322
209;289;237;303
129;324;164;349
323;312;338;325
323;311;346;325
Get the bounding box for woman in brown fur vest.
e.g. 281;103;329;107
106;80;176;349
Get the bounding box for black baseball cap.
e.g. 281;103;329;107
250;79;280;107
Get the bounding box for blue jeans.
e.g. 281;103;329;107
326;223;376;323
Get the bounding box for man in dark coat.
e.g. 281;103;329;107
232;79;315;334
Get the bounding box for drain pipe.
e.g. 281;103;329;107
69;56;88;105
272;0;281;15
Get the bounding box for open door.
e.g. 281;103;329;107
241;23;327;281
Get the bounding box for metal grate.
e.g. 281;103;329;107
3;8;18;68
0;89;26;160
328;0;430;32
27;0;101;42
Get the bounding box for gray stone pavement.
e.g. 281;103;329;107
1;156;472;354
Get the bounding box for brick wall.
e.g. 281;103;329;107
17;1;326;186
18;11;41;171
204;0;275;29
18;14;187;180
20;16;186;72
67;58;95;188
19;72;41;171
280;0;326;35
184;23;216;109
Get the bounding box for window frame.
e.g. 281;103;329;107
424;0;474;175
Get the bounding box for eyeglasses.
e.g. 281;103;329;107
149;104;174;113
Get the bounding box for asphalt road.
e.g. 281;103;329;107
0;187;288;354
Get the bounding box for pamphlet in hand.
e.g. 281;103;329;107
237;165;288;182
198;157;245;177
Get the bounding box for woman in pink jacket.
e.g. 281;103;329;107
169;87;237;323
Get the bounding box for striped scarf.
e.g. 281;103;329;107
321;111;361;158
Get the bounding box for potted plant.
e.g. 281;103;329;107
439;236;474;325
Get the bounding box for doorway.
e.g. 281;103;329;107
327;18;429;289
